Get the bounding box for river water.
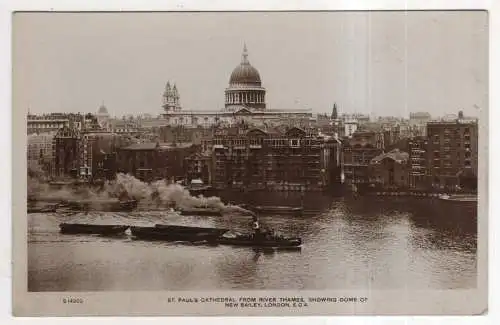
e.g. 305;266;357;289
28;192;477;291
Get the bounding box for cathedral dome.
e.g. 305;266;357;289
229;44;262;86
97;103;108;115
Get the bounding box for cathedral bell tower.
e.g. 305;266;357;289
162;81;182;113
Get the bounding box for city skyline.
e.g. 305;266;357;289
14;11;487;117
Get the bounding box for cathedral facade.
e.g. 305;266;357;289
160;45;313;128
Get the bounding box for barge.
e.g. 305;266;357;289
250;205;303;216
59;222;303;249
27;204;59;213
177;208;222;216
59;223;130;235
131;225;228;242
65;199;138;212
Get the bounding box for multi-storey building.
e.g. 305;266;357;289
426;119;478;190
343;118;358;138
342;131;384;185
27;132;56;176
27;112;101;135
211;127;341;191
409;112;432;137
184;152;212;184
159;125;213;145
369;149;409;189
78;131;132;181
53;126;81;178
27;113;70;135
116;142;196;183
108;118;141;134
408;136;429;189
321;137;343;187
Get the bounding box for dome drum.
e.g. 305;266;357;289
224;44;267;111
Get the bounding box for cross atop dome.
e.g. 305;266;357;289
242;43;249;64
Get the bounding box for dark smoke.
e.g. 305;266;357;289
28;173;255;215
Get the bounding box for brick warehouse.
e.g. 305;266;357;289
426;119;478;190
211;127;342;191
116;142;197;183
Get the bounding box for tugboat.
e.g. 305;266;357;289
217;232;302;248
184;179;214;196
217;215;302;248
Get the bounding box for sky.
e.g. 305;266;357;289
13;11;488;118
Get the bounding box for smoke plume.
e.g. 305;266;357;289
28;173;255;216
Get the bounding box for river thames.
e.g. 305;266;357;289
27;192;477;291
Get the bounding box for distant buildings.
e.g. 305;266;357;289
27;112;99;135
409;112;432;137
343;118;358;138
26;48;480;196
27;114;70;135
96;104;111;129
159;45;313;129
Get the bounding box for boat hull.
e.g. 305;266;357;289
218;236;302;248
59;223;129;235
251;206;303;216
154;224;229;234
28;205;57;213
178;209;222;216
131;226;227;242
65;199;138;212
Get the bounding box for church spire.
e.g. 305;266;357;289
331;102;338;119
173;83;179;99
241;43;249;64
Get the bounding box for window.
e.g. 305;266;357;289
250;138;260;146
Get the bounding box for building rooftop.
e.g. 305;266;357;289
121;142;194;150
371;149;409;164
162;108;312;116
427;118;478;125
121;143;160;150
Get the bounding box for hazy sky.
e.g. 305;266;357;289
13;11;488;118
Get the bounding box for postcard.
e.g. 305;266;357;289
12;10;488;316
